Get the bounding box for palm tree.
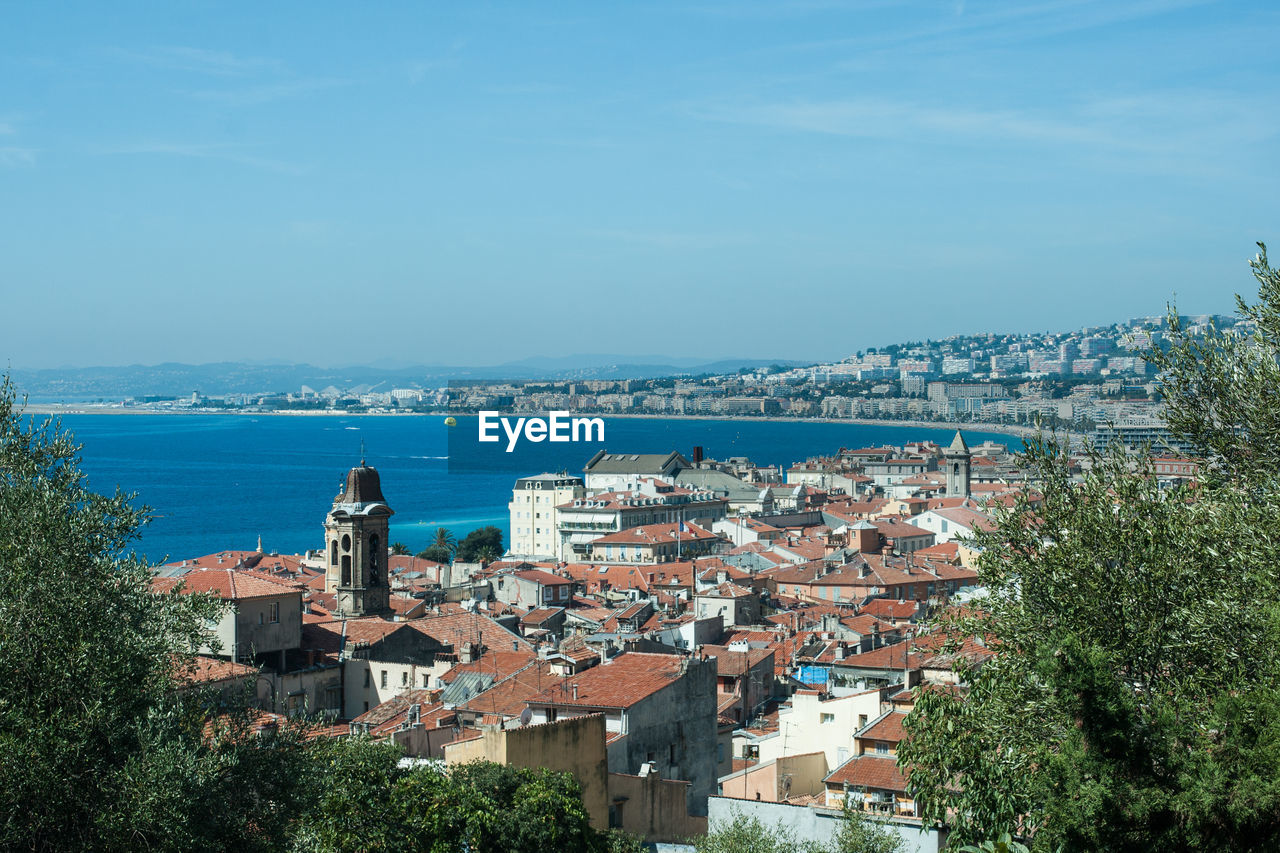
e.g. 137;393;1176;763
432;527;456;555
390;542;410;556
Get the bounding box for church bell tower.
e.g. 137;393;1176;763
943;430;971;498
324;458;393;617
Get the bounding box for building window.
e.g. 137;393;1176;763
821;713;835;724
401;671;408;686
364;670;371;688
380;670;388;688
269;602;280;623
876;741;889;755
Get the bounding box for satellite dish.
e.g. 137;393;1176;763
519;708;533;726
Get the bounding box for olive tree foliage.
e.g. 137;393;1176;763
1146;243;1280;480
899;246;1280;851
0;375;320;851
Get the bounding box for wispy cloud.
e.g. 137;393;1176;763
689;88;1278;173
98;141;305;174
111;45;283;77
180;77;347;107
110;44;342;107
583;227;750;250
404;39;467;84
0;147;36;167
706;0;1221;72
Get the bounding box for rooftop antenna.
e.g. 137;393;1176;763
360;438;366;467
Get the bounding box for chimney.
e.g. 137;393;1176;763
571;683;579;701
693;445;704;464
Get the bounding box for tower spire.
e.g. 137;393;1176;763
360;437;366;467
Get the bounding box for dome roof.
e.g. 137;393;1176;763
336;464;387;505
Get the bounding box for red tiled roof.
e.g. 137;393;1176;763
177;655;256;685
457;661;558;718
526;652;687;709
444;650;538;683
303;617;404;653
408;611;533;652
152;568;299;601
589;521;720;546
824;755;907;791
840;640;924;672
871;520;932;540
701;646;774;677
914;541;961;562
389;596;427;618
511;569;571;586
521;606;564;625
859;711;907;743
858;599;921;620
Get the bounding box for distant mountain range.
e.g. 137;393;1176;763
9;356;812;398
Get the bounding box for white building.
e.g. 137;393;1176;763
743;687;885;771
508;473;586;560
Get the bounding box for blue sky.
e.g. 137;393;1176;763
2;1;1277;368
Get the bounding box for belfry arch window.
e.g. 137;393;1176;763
341;555;352;586
369;534;380;586
330;540;338;566
342;534;351;551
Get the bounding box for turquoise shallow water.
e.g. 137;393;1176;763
43;413;1019;564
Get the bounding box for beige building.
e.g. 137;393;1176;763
508;473;585;560
152;568;302;667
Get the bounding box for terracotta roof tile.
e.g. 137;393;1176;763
824;754;907;791
527;652;687;709
152;567;299;601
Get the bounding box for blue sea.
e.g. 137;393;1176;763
42;413;1020;565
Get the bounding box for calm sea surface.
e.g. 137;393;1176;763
42;414;1020;564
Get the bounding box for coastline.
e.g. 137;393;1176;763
21;403;1078;441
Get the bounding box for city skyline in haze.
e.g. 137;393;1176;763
2;1;1277;369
